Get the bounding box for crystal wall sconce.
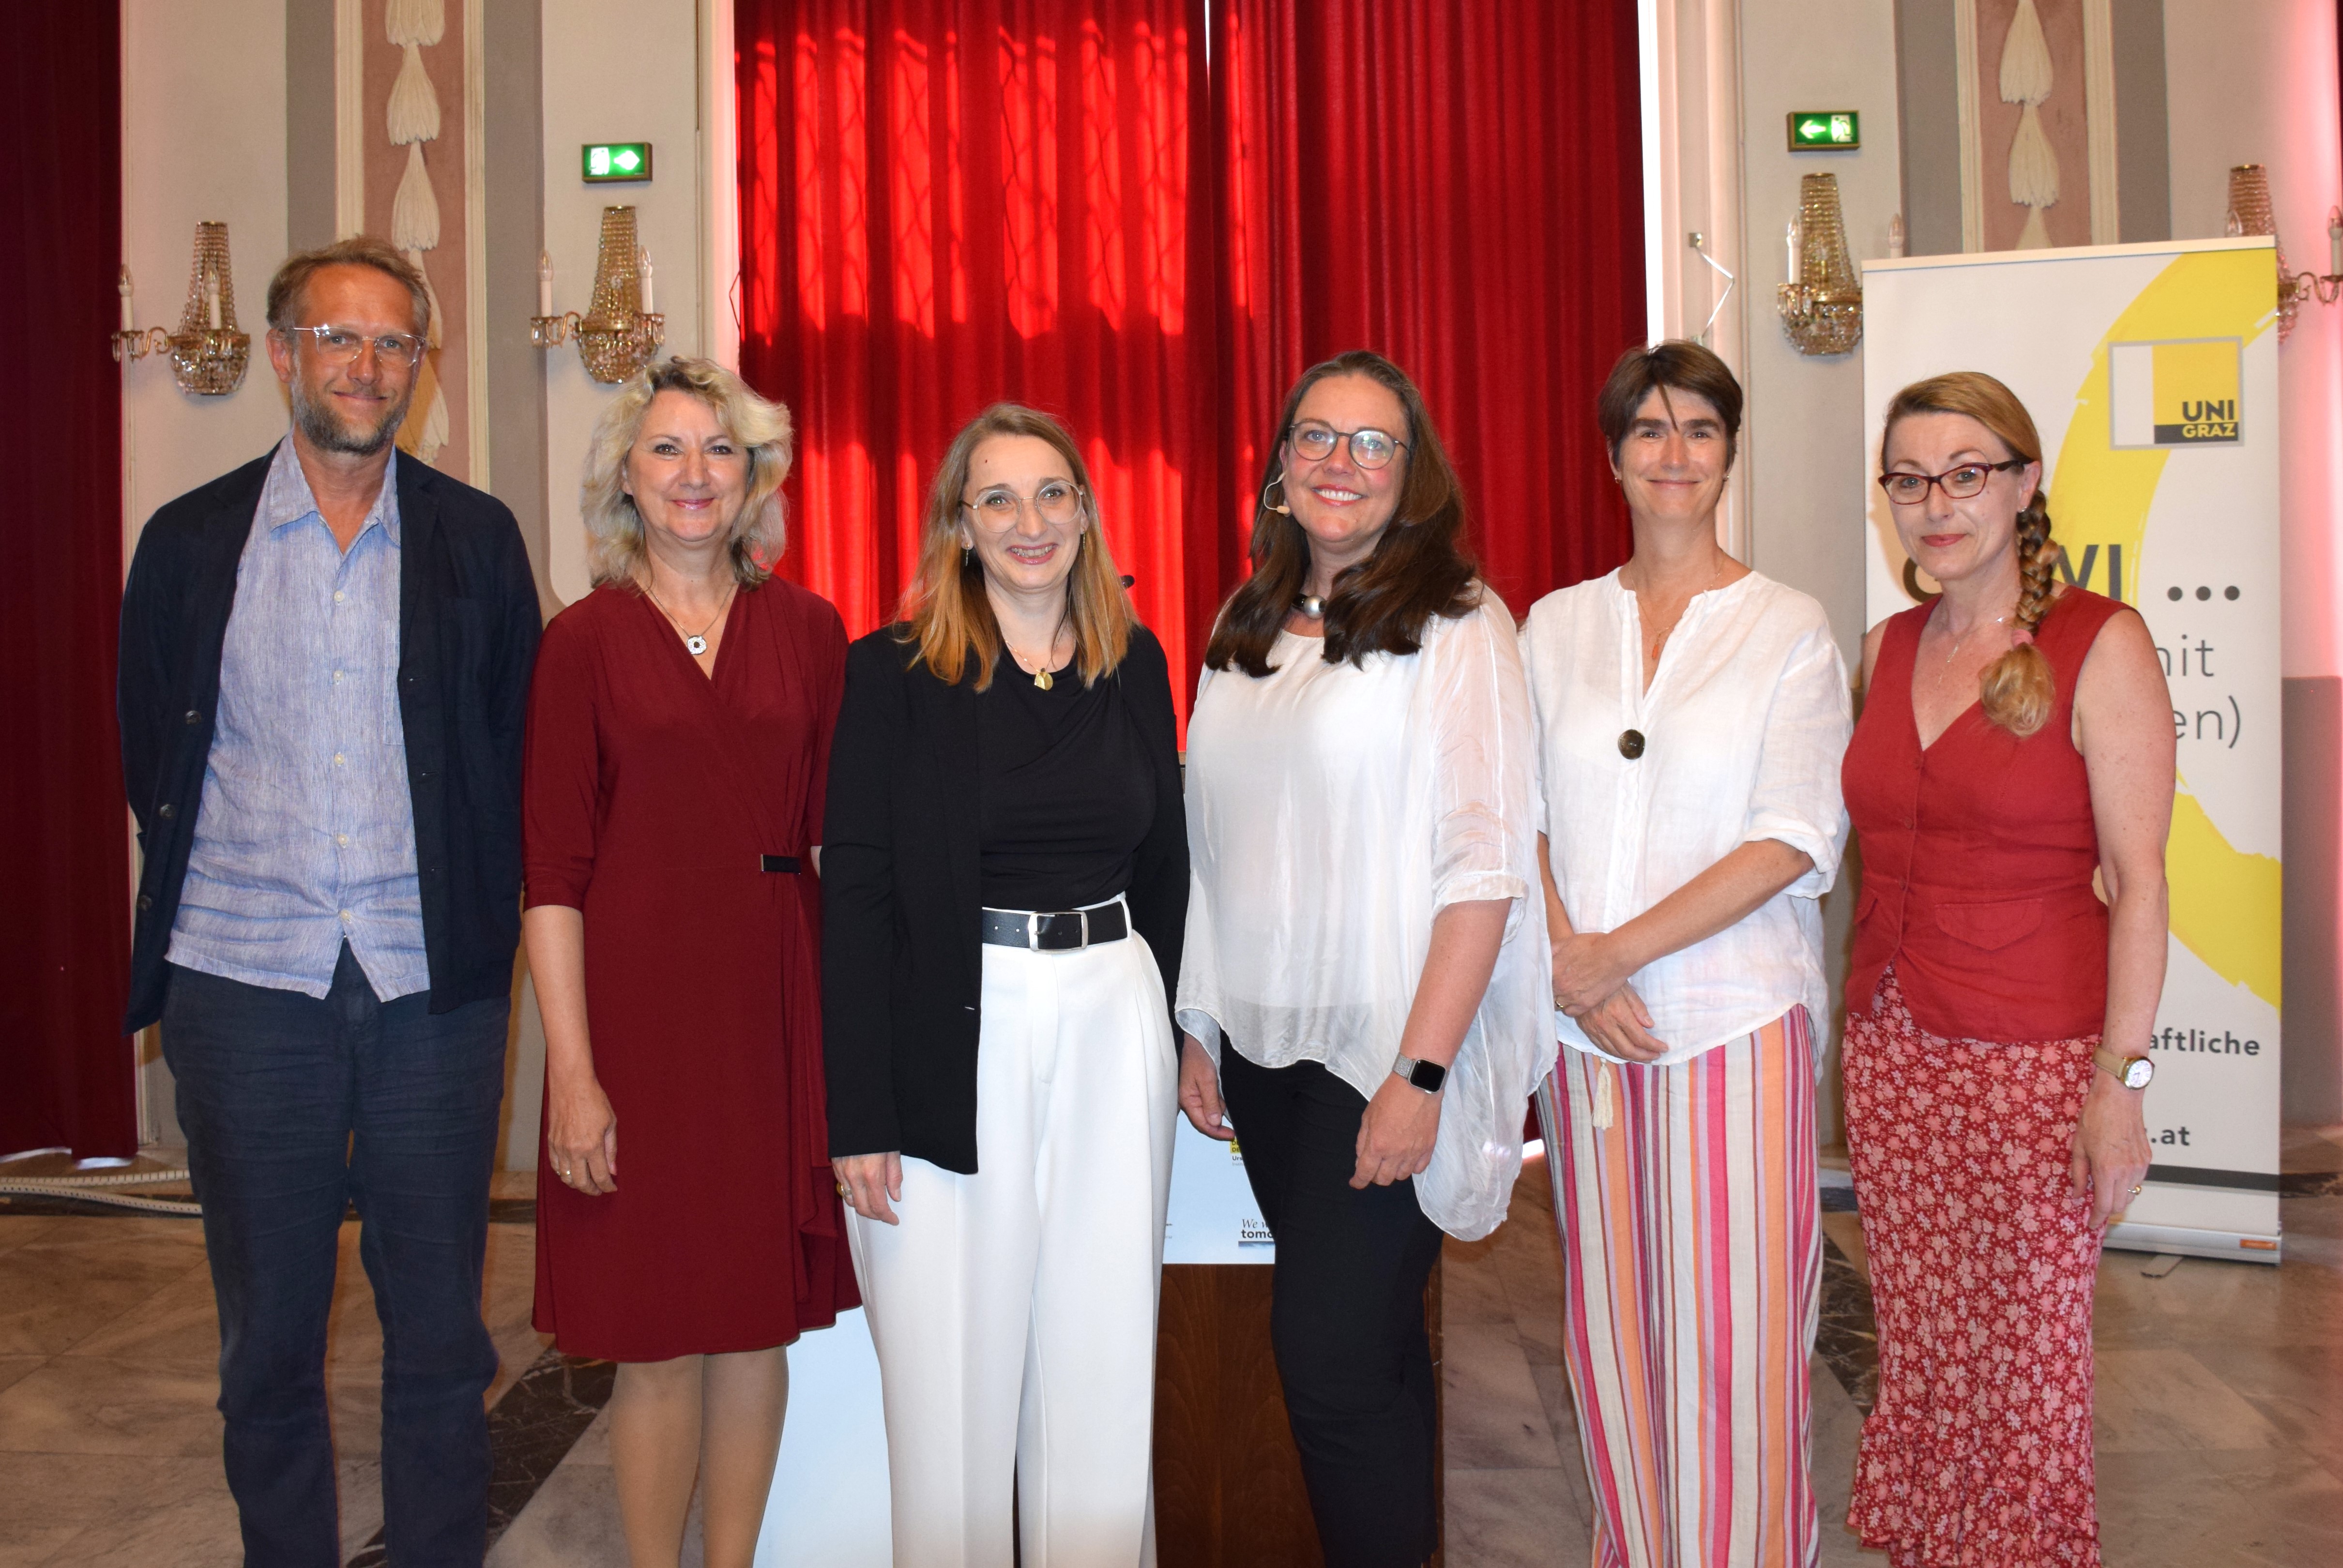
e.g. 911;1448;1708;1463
1777;173;1863;357
112;221;252;396
2224;164;2343;343
533;205;664;384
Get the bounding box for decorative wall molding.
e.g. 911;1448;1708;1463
466;0;489;486
2082;0;2120;243
335;0;366;237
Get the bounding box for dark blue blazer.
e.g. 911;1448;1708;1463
116;446;543;1031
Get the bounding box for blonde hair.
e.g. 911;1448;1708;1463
1883;371;2059;738
900;404;1133;690
582;357;793;588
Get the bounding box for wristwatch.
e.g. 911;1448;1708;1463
2093;1047;2155;1090
1392;1054;1449;1094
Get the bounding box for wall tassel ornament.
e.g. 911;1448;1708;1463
383;0;447;463
385;0;444;47
387;45;440;145
1999;0;2058;249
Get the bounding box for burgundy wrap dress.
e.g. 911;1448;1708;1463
524;578;858;1360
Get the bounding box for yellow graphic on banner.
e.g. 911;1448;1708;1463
2109;338;2244;446
2050;250;2279;1006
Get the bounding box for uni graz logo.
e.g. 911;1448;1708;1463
2110;338;2243;447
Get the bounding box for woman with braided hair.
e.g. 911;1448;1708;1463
1841;370;2174;1566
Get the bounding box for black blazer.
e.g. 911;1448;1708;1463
117;446;542;1031
822;623;1189;1172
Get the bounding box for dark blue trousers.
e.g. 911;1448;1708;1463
162;946;509;1568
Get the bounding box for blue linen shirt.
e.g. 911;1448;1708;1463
166;441;429;1000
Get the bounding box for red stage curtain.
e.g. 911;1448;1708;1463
1215;0;1644;618
736;0;1224;717
734;0;1643;711
0;6;136;1158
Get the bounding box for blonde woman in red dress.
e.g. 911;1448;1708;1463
525;358;857;1568
1841;371;2172;1567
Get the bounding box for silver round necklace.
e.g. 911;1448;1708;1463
1293;593;1326;618
644;580;735;656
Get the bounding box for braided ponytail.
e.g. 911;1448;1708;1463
1978;493;2058;736
1882;370;2062;739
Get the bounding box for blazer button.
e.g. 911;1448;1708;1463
157;803;175;820
183;710;201;726
137;894;153;912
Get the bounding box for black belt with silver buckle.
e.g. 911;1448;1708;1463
980;903;1129;950
760;854;801;873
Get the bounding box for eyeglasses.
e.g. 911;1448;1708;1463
963;479;1084;528
279;324;429;365
1288;420;1407;470
1877;459;2027;506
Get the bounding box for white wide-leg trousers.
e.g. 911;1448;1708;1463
848;918;1178;1568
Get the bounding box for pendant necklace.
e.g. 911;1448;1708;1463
644;579;736;657
1008;619;1070;691
1938;605;2010;669
1293;592;1327;619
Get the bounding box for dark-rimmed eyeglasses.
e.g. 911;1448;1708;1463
278;324;428;365
1288;420;1408;471
1876;459;2027;506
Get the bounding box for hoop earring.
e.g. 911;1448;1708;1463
1260;470;1293;516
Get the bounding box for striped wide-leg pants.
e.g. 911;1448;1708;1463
1534;1008;1821;1568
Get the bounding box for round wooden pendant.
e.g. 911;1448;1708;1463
1618;728;1646;759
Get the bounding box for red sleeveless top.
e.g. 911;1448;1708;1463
1842;589;2125;1042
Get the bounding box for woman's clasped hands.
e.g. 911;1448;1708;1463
1550;929;1670;1064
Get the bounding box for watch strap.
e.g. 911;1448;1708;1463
1393;1054;1448;1094
2093;1047;2152;1087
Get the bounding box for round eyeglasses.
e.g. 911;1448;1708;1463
280;324;429;365
1288;420;1407;470
963;479;1084;529
1877;459;2027;506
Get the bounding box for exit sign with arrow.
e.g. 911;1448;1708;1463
582;142;654;183
1787;112;1860;151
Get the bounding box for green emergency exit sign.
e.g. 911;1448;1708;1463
1787;112;1859;151
582;142;654;183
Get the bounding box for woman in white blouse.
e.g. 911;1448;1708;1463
1176;350;1546;1568
1524;340;1850;1568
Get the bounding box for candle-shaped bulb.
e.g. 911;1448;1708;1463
118;265;135;332
1784;218;1801;285
2328;206;2341;277
538;249;554;317
638;246;655;316
205;271;222;329
1888;212;1907;259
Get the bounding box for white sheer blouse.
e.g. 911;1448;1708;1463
1524;569;1851;1067
1176;593;1550;1241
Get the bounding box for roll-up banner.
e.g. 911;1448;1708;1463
1859;237;2283;1264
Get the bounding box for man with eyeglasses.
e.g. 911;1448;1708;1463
117;236;541;1566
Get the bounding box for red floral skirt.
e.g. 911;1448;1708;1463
1841;967;2103;1568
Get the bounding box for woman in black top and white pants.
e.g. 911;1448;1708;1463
821;404;1188;1568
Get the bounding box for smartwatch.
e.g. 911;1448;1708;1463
2092;1047;2155;1090
1392;1054;1448;1094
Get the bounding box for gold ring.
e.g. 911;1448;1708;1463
2129;1184;2143;1196
836;1181;850;1198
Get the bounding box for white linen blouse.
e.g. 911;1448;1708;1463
1176;593;1550;1241
1523;569;1851;1067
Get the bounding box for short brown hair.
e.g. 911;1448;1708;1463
1596;340;1744;467
266;237;430;336
899;404;1134;690
1204;350;1479;677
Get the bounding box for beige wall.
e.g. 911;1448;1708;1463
539;0;706;605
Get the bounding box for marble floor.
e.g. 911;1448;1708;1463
3;1132;2341;1567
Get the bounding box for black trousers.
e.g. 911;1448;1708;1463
1218;1048;1444;1568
